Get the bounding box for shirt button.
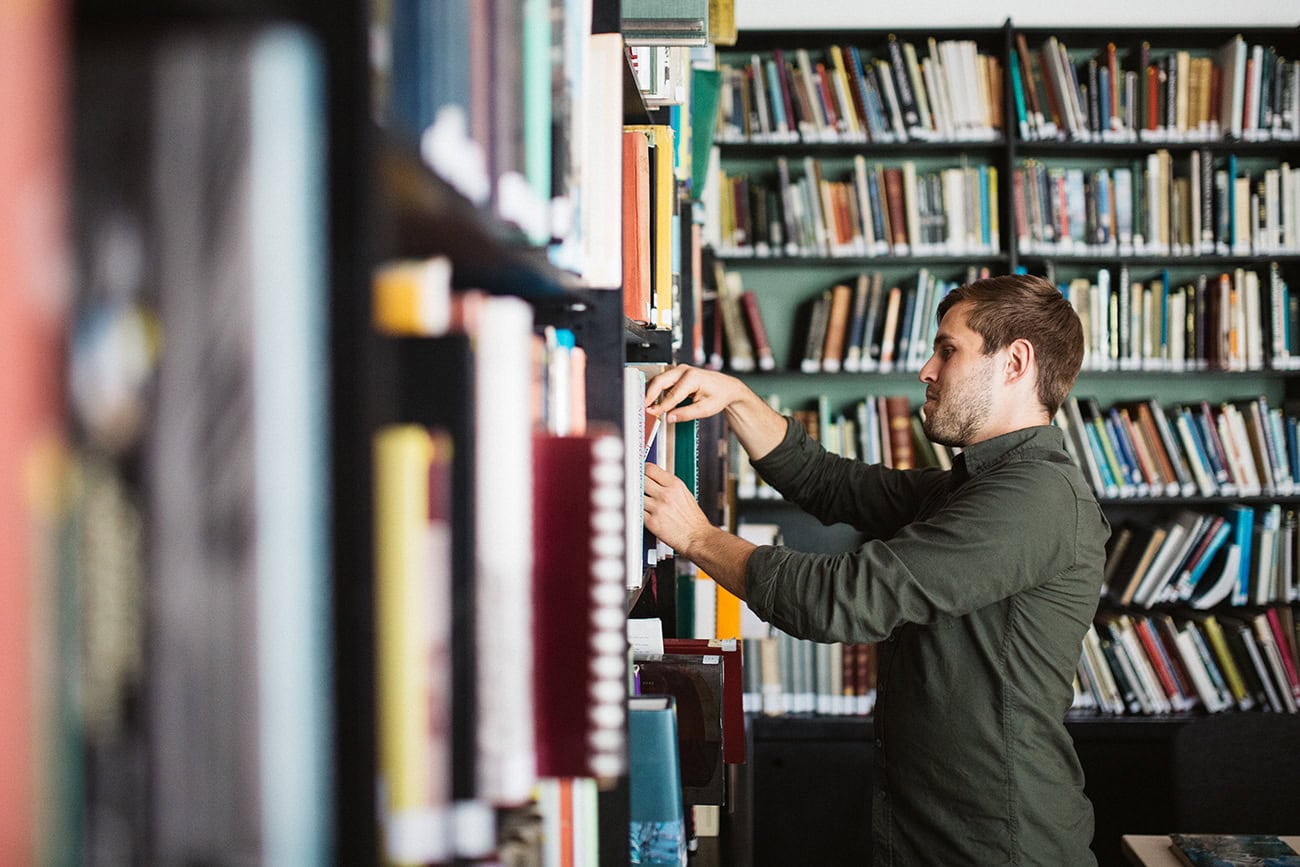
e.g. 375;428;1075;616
878;790;889;800
874;738;882;748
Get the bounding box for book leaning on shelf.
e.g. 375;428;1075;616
1073;606;1300;716
1056;395;1300;502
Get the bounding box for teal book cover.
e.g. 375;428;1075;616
1170;834;1300;867
629;696;687;865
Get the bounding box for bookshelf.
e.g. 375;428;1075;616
707;21;1300;867
19;2;682;867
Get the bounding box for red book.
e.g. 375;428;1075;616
1265;607;1300;702
739;289;776;371
882;167;909;249
0;0;67;857
1146;65;1159;131
660;638;746;764
622;130;651;324
1134;617;1182;706
532;432;628;780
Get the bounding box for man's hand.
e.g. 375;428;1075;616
643;462;711;555
644;364;787;460
644;365;748;424
643;462;756;601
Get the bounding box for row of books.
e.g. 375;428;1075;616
1012;33;1300;143
1013;154;1300;257
1056;264;1299;373
1074;608;1300;716
711;156;1000;258
1058;394;1300;501
715;39;1004;145
372;285;634;863
1104;504;1300;611
740;635;878;717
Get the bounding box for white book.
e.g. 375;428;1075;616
474;297;537;806
1174;627;1230;713
1252;615;1298;712
1189;545;1241;609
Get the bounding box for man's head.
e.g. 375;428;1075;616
919;274;1083;446
935;274;1084;416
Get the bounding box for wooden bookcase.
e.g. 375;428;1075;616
712;22;1300;865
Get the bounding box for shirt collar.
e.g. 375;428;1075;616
951;425;1065;482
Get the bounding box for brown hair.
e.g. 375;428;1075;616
936;274;1083;415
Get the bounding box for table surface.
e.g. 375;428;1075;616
1121;834;1300;866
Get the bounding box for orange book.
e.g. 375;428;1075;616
820;282;853;373
714;577;742;640
622;129;651;324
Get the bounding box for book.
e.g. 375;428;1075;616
628;695;689;867
1169;834;1300;866
718;268;755;371
635;638;744;822
376;426;454;865
884;396;915;469
623;128;653;324
739;289;776;371
532;432;627;781
820;282;853;373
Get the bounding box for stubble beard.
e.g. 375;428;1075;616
921;359;995;448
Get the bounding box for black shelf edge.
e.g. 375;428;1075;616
1096;494;1300;506
1014;138;1300;156
713;253;1010;267
725;28;1011;53
748;710;1207;741
625;320;673;363
375;128;580;296
1019;253;1300;267
718;139;1007;156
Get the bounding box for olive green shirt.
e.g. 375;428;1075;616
745;418;1109;866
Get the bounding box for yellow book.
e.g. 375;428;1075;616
827;46;861;136
372;256;451;336
1201;615;1250;708
375;426;453;864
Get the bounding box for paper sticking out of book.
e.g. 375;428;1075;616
1169;833;1300;867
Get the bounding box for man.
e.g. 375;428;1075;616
642;274;1109;865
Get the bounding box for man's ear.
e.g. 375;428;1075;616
1003;337;1035;385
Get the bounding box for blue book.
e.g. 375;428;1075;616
1083;418;1121;496
1105;408;1146;491
1008;48;1031;140
764;57;789;135
1170;833;1300;866
1226;504;1255;605
1180;518;1232;597
629;696;688;866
